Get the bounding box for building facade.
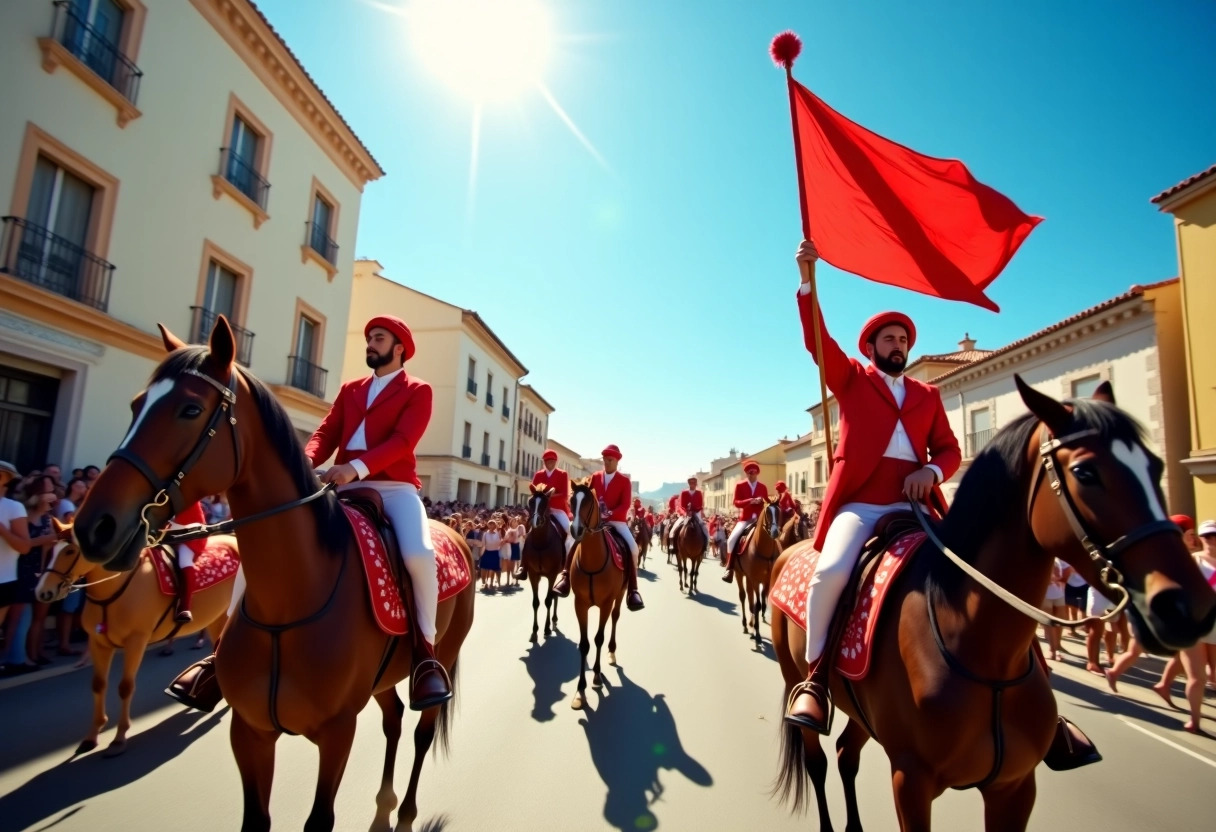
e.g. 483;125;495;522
345;260;528;506
514;384;554;502
1153;166;1216;520
0;0;382;472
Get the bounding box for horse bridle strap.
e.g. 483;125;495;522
160;483;336;545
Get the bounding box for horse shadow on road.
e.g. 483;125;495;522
0;706;226;831
519;633;580;722
577;668;712;831
685;590;737;617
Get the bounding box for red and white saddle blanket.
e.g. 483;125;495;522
150;541;240;597
342;505;472;636
770;532;928;681
601;529;627;571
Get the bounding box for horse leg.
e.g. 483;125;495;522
370;689;405;832
104;631;149;757
592;603;609;687
837;718;871;832
530;574;541;644
572;599;590;710
607;594;622;666
749;583;762;648
980;773;1036;832
78;638;115;754
547;576;558;634
736;572;749;635
890;760;934;832
804;731;834;832
303;712;358;832
394;709;439;832
230;709;279;832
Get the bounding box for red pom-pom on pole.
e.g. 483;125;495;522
769;31;802;70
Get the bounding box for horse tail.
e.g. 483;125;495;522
434;659;458;759
772;702;812;815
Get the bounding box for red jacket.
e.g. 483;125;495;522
680;489;703;513
305;371;432;488
777;491;797;516
667;495;679;515
532;467;570;514
798;291;961;550
592;470;632;522
733;480;769;522
173;503;207;555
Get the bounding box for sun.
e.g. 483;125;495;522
409;0;553;103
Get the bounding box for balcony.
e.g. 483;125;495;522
218;147;270;211
498;459;506;471
286;354;327;399
466;378;477;397
966;428;995;459
481;453;491;467
461;444;472;459
0;216;113;311
486;391;494;408
305;220;338;265
501;404;509;420
40;1;142;126
190;305;254;366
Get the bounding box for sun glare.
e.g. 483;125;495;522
410;0;553;102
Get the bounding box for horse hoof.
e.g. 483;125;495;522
75;739;98;755
529;634;538;644
571;695;584;710
608;653;617;666
103;740;127;758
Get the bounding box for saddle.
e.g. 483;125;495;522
732;521;757;556
340;488;411;623
604;525;630;571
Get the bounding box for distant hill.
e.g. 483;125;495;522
639;482;685;504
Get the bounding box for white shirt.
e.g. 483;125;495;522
748;481;758;494
604;472;615;487
0;497;27;583
877;370;943;484
346;369;405;479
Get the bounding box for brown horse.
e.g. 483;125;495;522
567;479;626;710
35;525;237;757
521;484;564;643
71;319;476;832
771;378;1216;831
778;510;808;549
674;515;707;594
735;498;783;648
631;515;650;570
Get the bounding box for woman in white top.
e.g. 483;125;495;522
55;477;88;523
0;461;32;634
1040;559;1067;661
481;519;504;590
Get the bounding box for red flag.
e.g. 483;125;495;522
790;80;1040;312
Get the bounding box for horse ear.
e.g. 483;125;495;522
1092;380;1116;405
1015;374;1071;435
52;517;71;538
208;315;237;373
544;486;555;496
158;324;187;353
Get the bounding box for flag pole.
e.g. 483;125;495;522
772;31;834;472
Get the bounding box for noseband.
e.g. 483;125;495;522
108;368;241;547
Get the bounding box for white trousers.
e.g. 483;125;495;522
549;508;574;553
176;544;195;569
727;520;752;555
607;520;640;562
340;481;439;641
804;501;908;662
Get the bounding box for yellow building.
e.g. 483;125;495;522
1154;164;1216;520
0;0;382;472
718;441;787;517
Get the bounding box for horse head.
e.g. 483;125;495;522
527;484;553;531
74;317;245;571
569;479;600;542
35;522;94;604
763;497;782;542
1011;374;1216;652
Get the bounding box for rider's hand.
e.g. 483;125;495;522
796;240;819;282
320;463;359;486
903;468;937;502
750;497;763;506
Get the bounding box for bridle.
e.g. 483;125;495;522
108;368;241;547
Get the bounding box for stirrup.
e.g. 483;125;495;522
784;679;833;734
409;657;453;710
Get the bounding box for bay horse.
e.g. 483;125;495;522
71;318;476;832
567;479;626;710
521;484;564;643
778;510;808;549
631;514;650;570
674;515;707;594
771;378;1216;831
35;524;237;757
735;499;783;648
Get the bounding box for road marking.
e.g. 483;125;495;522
1118;717;1216;769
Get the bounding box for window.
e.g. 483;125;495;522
830;405;839;427
461;422;472;458
466;357;477;396
481;432;490;467
302;178;340;275
498;439;505;470
967;408;993;458
486;372;494;407
813;412;823;433
40;0;145;123
213;95;272;225
501;386;509;419
813;458;823;485
287;303;327;398
1071;375;1102;399
192;241;254;366
13;155;98;305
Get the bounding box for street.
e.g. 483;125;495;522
1;551;1213;832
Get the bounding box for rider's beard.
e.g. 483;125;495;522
873;349;906;376
366;348;395;369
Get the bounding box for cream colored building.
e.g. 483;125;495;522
346;260;528;506
546;438;594;482
0;0;382;472
514;383;554;501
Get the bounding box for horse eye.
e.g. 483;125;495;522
180;403;204;419
1070;463;1099;486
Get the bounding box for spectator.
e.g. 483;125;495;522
43;464;62;488
21;476;61;666
57;477;88;523
71;468;84;481
0;461;33;676
83;465;100;485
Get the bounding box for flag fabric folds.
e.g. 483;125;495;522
789;80;1040;312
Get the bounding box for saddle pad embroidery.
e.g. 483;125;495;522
770;532;927;681
601;531;626;572
151;541;240;597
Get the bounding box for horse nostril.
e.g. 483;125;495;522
1149;589;1194;638
89;514;117;549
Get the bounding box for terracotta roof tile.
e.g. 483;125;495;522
1151;163;1216;205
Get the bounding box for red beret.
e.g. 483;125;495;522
602;444;622;460
859;311;916;356
775;481;787;492
1171;514;1194;532
743;460;760;474
542;449;558;462
365;316;415;361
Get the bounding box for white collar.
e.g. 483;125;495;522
876;369;904;388
370;368;405;387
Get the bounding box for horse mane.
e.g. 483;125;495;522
150;347;349;553
930;398;1151;598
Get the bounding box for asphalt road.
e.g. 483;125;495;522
2;548;1214;831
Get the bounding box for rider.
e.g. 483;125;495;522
679;476;708;544
665;493;682;553
166;502;209;623
514;449;572;580
721;461;767;582
774;481;798;526
552;444;644;611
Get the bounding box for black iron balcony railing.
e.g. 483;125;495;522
481;453;491;467
306;220;338;264
0;216;113;311
286;354;327;399
189;305;254;366
486;392;494;408
809;486;825;500
498;460;506;471
466;378;477;396
461;444;472;459
501;404;509;419
966;428;995;458
51;1;142;105
219;147;270;210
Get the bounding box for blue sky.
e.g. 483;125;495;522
257;0;1215;490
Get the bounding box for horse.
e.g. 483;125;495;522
674;514;707;595
735;499;783;648
521;484;564;644
771;378;1216;831
71;318;476;832
35;523;237;757
567;479;626;710
778;510;808;549
631;515;650;570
